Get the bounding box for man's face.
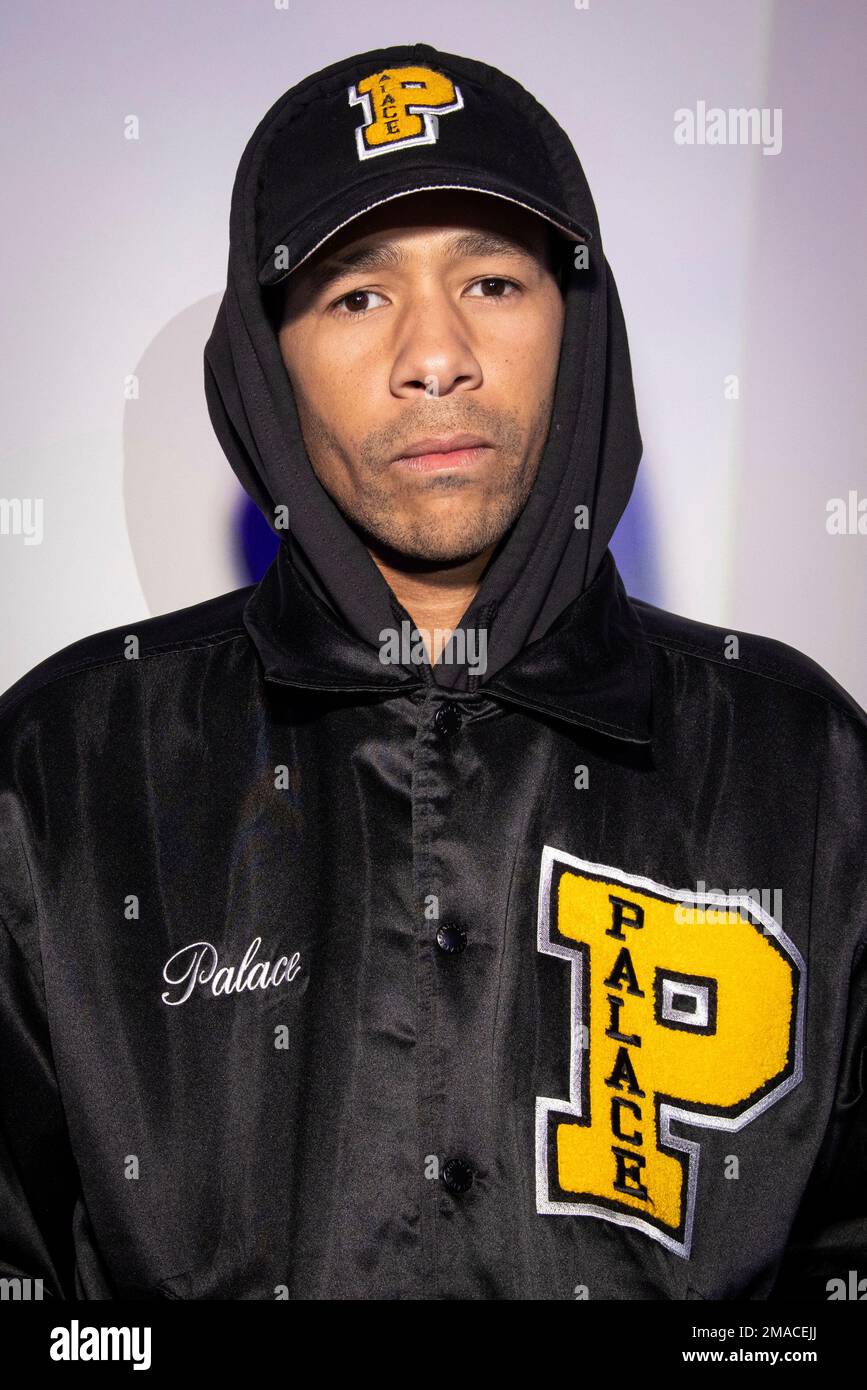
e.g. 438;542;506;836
272;189;567;566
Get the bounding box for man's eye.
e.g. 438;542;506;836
465;277;520;299
331;289;387;317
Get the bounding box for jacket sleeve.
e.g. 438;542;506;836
0;911;81;1298
770;935;867;1299
769;702;867;1301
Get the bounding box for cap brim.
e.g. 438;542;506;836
258;170;593;287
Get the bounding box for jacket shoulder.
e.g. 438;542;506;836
631;596;867;730
0;585;254;723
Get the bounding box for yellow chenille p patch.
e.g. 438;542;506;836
349;67;464;160
535;847;804;1258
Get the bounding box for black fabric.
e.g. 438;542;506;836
0;557;865;1299
203;41;642;692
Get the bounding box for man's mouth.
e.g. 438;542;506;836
391;433;495;472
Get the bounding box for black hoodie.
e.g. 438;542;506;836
0;44;865;1304
203;41;642;691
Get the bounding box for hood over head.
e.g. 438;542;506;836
204;41;643;693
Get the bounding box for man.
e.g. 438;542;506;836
0;42;864;1301
266;186;569;673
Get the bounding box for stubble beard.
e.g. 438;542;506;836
297;393;556;565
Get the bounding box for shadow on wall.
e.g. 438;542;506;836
122;294;249;616
124;292;660;609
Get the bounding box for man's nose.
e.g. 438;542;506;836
388;292;484;399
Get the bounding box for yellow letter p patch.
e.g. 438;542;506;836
535;847;805;1258
349;67;464;160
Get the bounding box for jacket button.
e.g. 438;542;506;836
441;1157;474;1195
434;702;462;735
435;922;467;955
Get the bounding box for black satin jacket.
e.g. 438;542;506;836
1;544;865;1300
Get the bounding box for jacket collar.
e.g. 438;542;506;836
243;541;653;747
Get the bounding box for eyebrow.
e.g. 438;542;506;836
303;228;546;297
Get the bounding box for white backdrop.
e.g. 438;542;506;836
2;0;865;705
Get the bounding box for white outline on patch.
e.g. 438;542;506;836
535;845;805;1258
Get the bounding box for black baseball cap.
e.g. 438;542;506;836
256;42;593;287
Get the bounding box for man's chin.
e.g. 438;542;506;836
375;539;494;569
343;502;522;571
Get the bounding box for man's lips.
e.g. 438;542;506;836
391;434;495;472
